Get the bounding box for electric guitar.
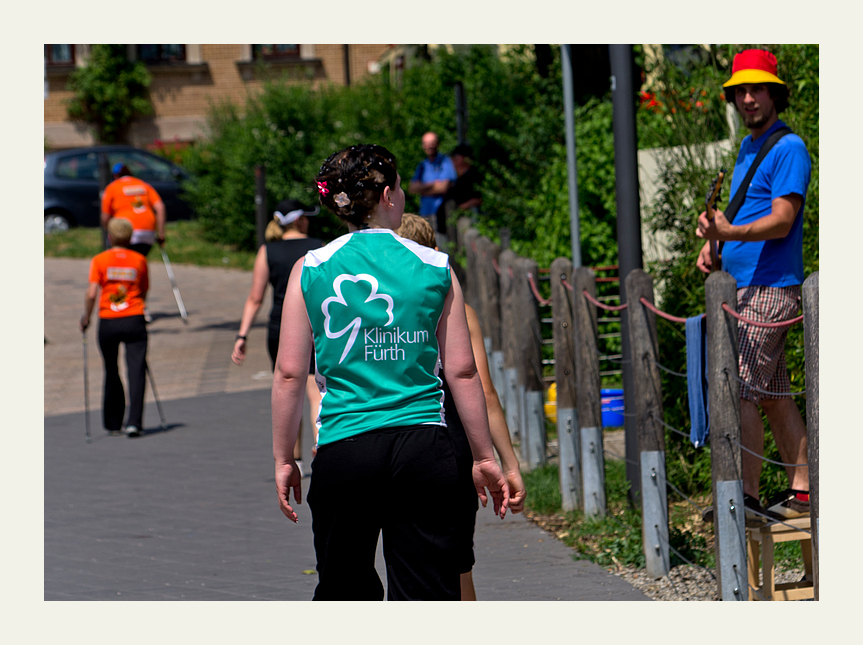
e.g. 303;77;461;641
704;170;725;272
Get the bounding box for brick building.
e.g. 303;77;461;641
44;44;393;150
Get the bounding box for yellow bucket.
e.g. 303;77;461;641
544;382;557;424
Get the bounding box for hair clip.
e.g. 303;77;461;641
334;192;350;207
317;181;329;195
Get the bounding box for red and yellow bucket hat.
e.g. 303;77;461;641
722;49;786;88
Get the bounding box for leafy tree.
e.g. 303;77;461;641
65;44;153;144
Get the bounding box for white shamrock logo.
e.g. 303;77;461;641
322;274;394;364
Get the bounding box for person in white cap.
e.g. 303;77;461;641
232;199;323;469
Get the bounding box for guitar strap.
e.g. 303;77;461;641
718;126;792;255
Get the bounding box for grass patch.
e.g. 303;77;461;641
44;220;257;271
43;226;104;258
523;459;805;572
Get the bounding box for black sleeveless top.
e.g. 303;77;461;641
266;237;323;336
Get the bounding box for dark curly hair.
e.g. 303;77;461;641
725;82;789;114
315;144;398;227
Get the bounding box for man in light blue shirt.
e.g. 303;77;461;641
409;131;457;235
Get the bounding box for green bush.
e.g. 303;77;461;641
65;44;153;144
179;45;624;263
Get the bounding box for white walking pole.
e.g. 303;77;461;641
160;246;189;324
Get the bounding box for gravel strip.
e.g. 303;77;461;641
610;563;808;601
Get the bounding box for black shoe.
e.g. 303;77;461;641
765;489;810;520
124;425;141;438
702;494;768;527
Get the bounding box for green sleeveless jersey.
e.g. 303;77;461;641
300;229;452;446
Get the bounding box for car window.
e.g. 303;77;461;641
54;152;99;180
107;151;176;183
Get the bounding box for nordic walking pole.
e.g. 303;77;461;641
145;361;168;430
83;332;91;443
160;245;189;324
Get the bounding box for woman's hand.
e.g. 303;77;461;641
472;458;510;519
503;468;526;514
231;338;246;365
275;461;303;523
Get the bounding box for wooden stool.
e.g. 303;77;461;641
746;516;813;601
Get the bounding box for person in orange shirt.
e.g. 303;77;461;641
80;217;150;437
101;163;167;257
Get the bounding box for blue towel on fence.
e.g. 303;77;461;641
686;315;709;448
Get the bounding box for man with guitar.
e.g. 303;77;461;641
696;49;812;523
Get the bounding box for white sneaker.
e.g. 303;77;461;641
124;425;141;438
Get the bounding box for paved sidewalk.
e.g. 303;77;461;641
44;257;649;601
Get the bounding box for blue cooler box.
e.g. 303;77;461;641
601;388;624;427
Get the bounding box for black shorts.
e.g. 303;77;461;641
307;424;462;600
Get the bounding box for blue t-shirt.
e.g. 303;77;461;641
411;154;457;216
721;120;811;288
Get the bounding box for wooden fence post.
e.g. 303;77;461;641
625;269;669;578
574;266;605;517
442;199;457;254
457;216;471;255
515;256;547;471
551;257;581;511
803;271;819;599
706;271;748;601
478;237;505;406
498;249;520;444
464;228;481;314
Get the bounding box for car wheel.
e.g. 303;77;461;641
44;213;71;234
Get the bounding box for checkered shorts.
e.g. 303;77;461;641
736;285;801;404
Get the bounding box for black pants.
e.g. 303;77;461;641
129;242;153;257
307;425;461;601
98;315;148;431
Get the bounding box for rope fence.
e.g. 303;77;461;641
459;226;817;599
722;302;803;328
582;289;628;311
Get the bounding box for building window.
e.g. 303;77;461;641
45;44;74;66
138;45;187;63
253;45;300;59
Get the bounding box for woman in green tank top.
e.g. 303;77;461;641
271;144;509;600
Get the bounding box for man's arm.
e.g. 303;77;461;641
425;180;451;196
409;178;451;196
697;194;803;242
456;197;482;211
154;200;167;244
408;163;425;195
100;184;112;229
